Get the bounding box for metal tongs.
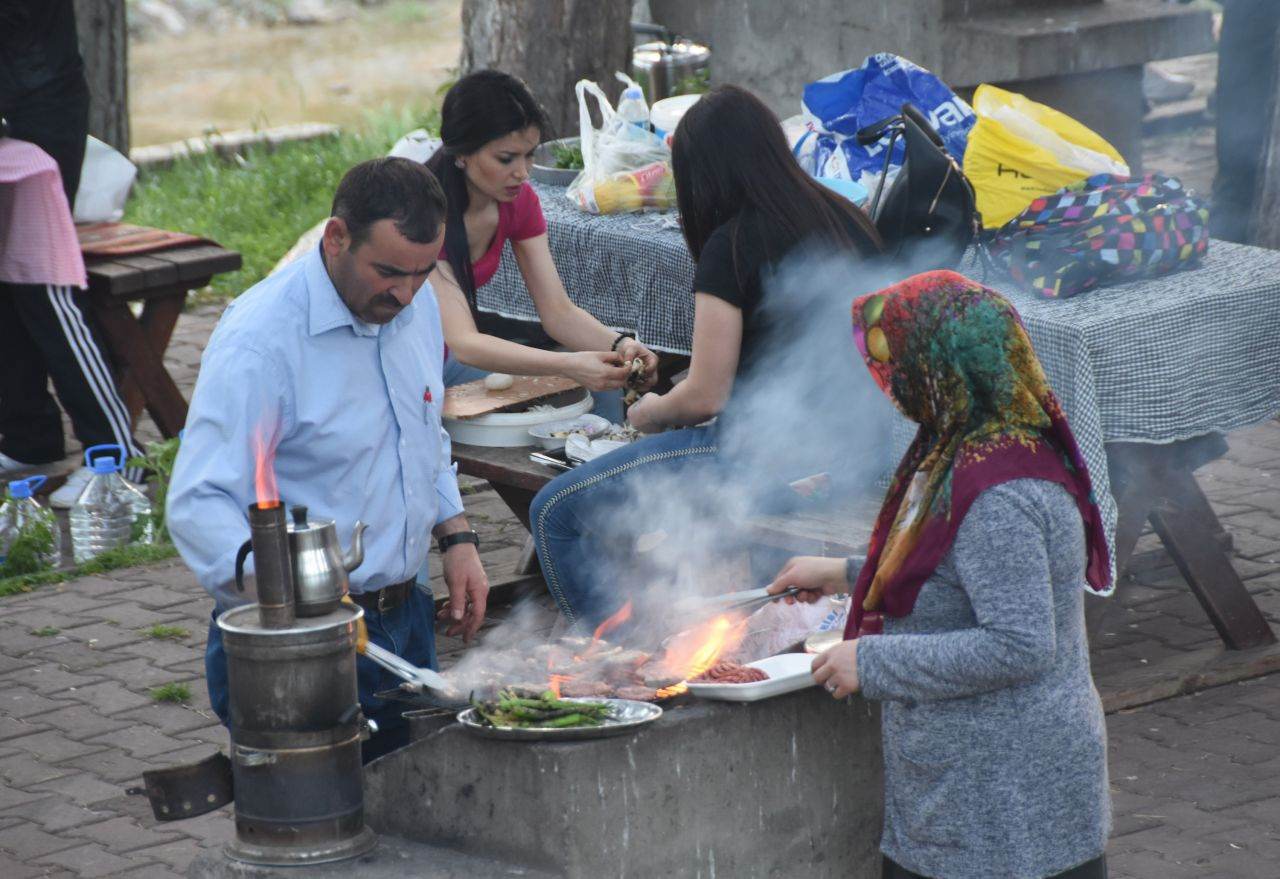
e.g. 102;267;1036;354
677;586;804;616
362;640;461;699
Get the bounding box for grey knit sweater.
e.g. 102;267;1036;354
856;478;1110;879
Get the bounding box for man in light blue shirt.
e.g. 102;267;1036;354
168;158;488;760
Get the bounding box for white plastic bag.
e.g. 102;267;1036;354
566;77;675;215
73;135;137;224
387;128;442;164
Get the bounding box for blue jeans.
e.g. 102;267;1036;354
530;426;725;628
204;587;438;764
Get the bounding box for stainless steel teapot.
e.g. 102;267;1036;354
234;504;366;617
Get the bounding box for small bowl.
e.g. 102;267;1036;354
528;413;611;450
532;138;582;186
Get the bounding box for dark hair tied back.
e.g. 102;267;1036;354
425;70;551;308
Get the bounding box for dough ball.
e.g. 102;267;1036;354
484;373;514;391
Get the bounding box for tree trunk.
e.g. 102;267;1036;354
74;0;130;154
1247;18;1280;248
461;0;633;139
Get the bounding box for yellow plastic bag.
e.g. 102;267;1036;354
963;84;1129;228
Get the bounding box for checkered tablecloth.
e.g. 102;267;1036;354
481;182;694;354
483;186;1280;581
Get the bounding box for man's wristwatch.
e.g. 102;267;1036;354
437;530;480;555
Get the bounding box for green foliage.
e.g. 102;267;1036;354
550;141;584;170
124;106;440;300
30;626;60;637
150;682;193;704
144;624;191;641
128;436;182;544
671;68;711;97
0;542;178;598
0;514;57;579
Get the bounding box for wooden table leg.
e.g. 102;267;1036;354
1148;464;1275;650
1105;441;1275;650
91;298;189;438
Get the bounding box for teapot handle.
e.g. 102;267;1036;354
234;539;252;592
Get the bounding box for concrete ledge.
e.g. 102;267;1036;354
186;834;560;879
942;0;1214;86
364;688;884;879
131;122;342;170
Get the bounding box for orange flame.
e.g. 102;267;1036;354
581;600;633;661
548;674;571;699
655;614;750;697
253;426;280;508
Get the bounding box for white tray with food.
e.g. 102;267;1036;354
684;653;817;702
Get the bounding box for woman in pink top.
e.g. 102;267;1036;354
424;71;658;400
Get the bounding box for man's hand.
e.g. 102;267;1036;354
438;543;488;640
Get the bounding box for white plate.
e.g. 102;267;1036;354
528;413;611;450
684;653;817;702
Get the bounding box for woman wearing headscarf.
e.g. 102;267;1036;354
768;270;1113;879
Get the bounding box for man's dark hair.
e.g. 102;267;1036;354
331;157;445;249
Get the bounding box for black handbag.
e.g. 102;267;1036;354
857;103;981;273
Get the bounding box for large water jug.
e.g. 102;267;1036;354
69;444;153;564
0;476;62;571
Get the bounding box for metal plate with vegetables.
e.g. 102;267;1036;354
458;689;662;742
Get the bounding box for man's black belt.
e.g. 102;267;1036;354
349;579;416;614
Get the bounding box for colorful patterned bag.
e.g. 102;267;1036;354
989;173;1210;299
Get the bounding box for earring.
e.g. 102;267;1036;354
454;158;465;169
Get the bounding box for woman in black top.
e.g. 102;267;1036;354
530;85;882;628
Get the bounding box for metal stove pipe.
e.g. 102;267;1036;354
247;502;295;628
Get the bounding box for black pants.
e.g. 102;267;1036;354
1212;0;1280;243
883;854;1107;879
1;72;141;472
0;281;142;470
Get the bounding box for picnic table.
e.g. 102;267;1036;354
80;229;241;438
480;183;1280;650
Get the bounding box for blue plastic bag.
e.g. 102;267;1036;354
795;54;975;188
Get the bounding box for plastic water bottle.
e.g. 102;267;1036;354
0;476;62;570
616;86;651;136
69;444;153;564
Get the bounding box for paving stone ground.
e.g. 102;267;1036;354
4;57;1280;879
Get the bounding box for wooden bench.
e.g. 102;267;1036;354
83;243;241;438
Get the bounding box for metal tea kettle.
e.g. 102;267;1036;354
285;505;366;616
234;504;366;618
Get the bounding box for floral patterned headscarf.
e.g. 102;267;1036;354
846;270;1111;637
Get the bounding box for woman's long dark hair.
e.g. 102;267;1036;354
425;69;551;308
671;85;882;267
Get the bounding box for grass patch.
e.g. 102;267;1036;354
125;105;440;299
0;542;178;598
150;682;193;704
30;626;60;637
144;624;190;641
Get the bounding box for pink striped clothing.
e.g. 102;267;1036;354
0;137;87;288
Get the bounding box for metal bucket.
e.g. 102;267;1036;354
632;38;711;105
218;603;375;866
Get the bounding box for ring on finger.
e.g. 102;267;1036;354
824;681;838;694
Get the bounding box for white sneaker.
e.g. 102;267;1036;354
1143;66;1195;104
0;451;42;475
48;466;92;509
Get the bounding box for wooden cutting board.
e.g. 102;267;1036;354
443;375;583;419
